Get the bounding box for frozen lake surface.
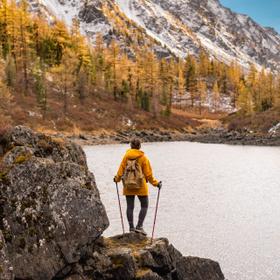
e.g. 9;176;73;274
84;141;280;280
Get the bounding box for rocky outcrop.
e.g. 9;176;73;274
0;230;14;280
0;126;225;279
0;126;109;279
64;233;225;280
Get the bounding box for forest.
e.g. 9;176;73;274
0;0;280;132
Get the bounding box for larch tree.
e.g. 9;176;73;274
227;61;242;107
16;0;33;95
0;0;11;59
107;39;120;100
50;47;79;115
185;54;197;107
32;58;47;117
212;81;220;111
175;59;185;107
145;49;159;117
237;80;254;115
198;49;210;78
197;79;207;115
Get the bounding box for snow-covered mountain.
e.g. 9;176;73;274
31;0;280;71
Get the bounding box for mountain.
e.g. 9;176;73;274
30;0;280;71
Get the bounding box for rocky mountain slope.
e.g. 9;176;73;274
0;126;225;279
31;0;280;70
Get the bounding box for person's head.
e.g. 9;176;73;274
130;138;141;150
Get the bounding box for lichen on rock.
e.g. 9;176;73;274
0;126;109;279
0;230;14;280
64;233;225;280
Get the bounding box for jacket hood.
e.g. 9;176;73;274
125;149;144;160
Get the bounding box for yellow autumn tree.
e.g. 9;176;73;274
212;81;220;111
50;47;79;114
197;79;207;115
237;80;254;115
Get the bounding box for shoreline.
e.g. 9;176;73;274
60;128;280;147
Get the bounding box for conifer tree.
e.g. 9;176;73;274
198;49;210;78
17;0;34;94
237;81;254;115
185;54;197;107
227;61;241;107
33;58;47;117
176;59;185;100
0;60;12;108
50;48;78;114
5;54;16;87
107;40;120;100
145;50;159;117
197;79;207;115
212;81;220;111
0;0;10;58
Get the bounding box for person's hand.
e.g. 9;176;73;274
157;181;162;190
113;176;118;183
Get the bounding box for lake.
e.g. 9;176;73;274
84;141;280;280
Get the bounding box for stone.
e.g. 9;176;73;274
0;230;14;280
73;233;224;280
0;126;109;280
136;269;164;280
176;256;225;280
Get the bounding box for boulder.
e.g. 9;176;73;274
69;233;224;280
0;230;14;280
176;256;225;280
0;126;109;279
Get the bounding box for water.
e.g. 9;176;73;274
84;142;280;280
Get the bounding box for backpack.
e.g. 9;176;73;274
122;158;144;190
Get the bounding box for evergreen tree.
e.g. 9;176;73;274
237;81;254;115
197;79;207;115
212;81;220;111
50;48;78;114
185;54;197;107
0;0;10;58
33;58;47;117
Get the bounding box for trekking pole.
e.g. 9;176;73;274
115;182;125;235
151;186;161;243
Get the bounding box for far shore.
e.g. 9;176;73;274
52;128;280;147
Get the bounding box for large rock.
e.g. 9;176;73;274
176;257;225;280
0;230;14;280
0;126;109;279
65;233;225;280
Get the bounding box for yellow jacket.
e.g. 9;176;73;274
115;149;159;196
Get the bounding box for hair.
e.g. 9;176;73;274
130;138;141;149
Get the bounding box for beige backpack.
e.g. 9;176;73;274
122;158;144;190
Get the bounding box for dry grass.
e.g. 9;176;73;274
172;106;227;120
224;108;280;133
5;91;205;134
104;236;151;252
135;268;152;278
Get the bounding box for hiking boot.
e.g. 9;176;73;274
129;227;136;232
135;226;147;236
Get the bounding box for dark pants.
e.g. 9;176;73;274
126;195;148;229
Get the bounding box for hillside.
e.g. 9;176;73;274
0;0;280;139
31;0;280;71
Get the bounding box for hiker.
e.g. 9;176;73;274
114;138;162;235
